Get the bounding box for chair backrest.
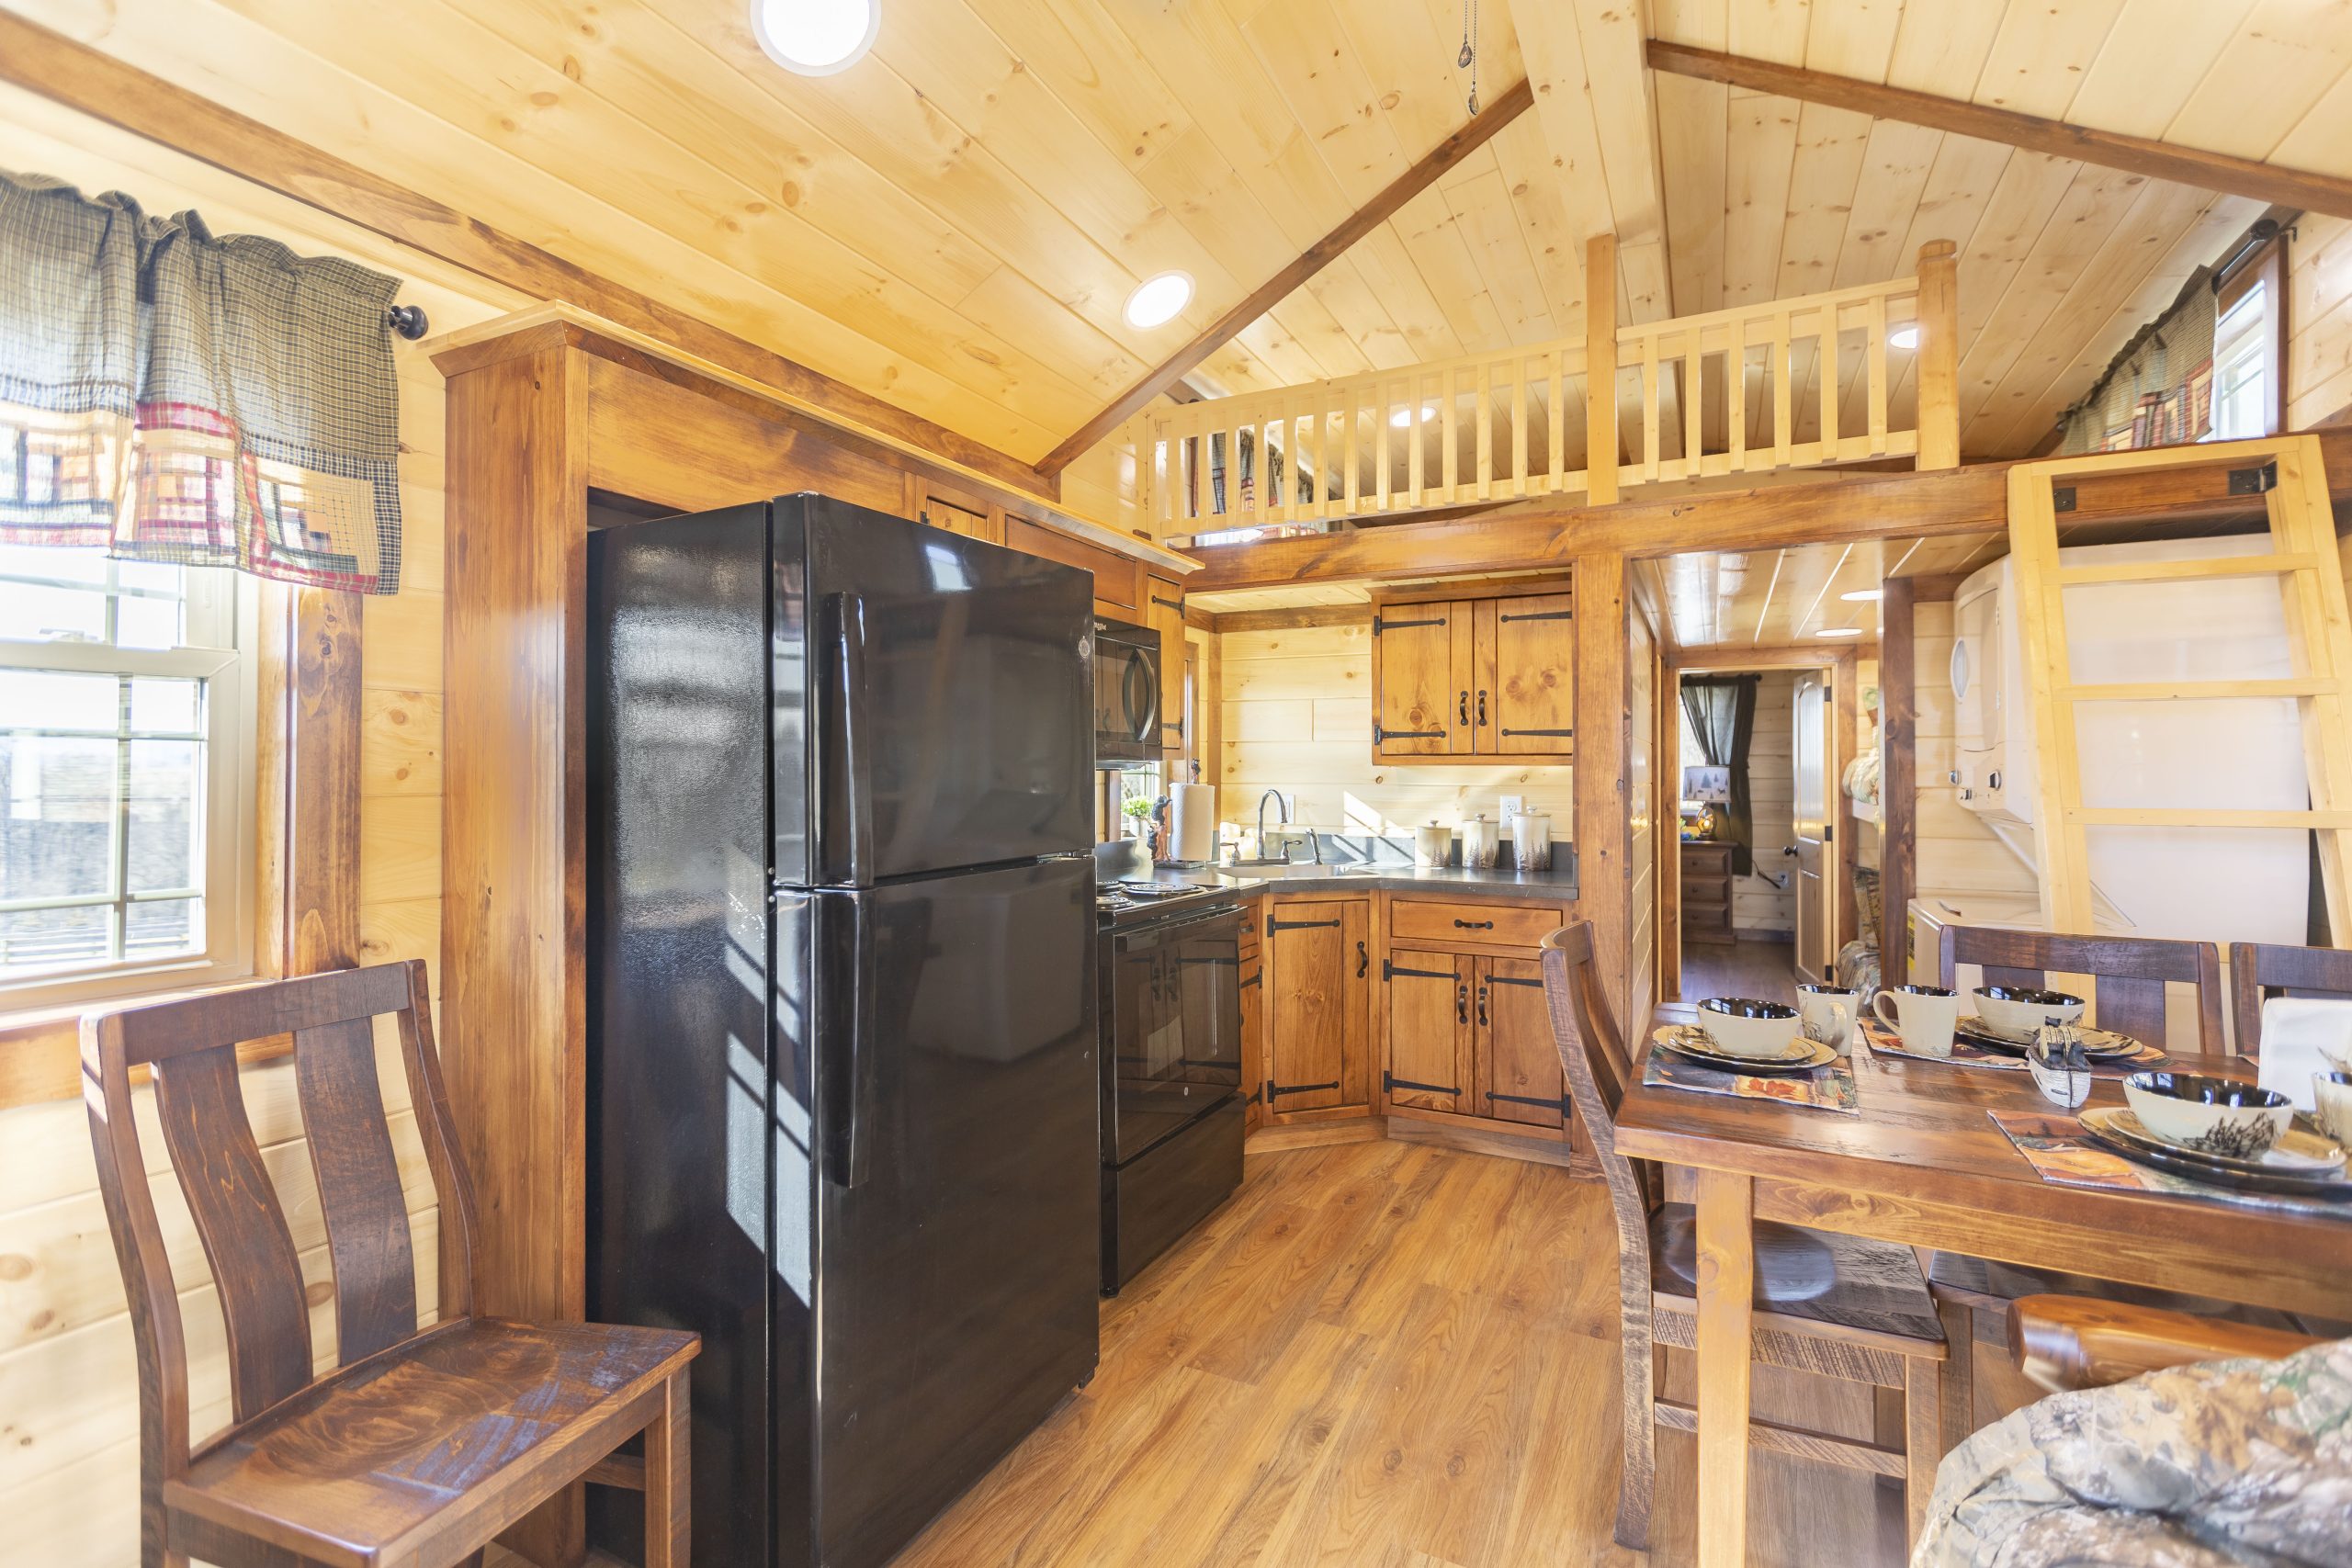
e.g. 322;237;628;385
2228;942;2352;1058
81;961;478;1484
1541;923;1660;1234
1937;924;2224;1051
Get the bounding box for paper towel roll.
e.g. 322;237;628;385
1170;783;1216;864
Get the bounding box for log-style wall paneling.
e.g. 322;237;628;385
0;11;1051;502
440;342;590;1567
257;588;364;977
1879;579;1917;982
1645;40;2352;223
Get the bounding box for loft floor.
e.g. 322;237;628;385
894;1136;1910;1568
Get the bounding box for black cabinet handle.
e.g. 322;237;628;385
1458;690;1469;726
1356;940;1368;979
1477;983;1488;1027
1455;983;1468;1025
1477;689;1487;726
1453;918;1495;931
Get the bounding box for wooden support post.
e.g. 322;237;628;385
1880;578;1917;982
1692;1167;1755;1568
1587;234;1620;506
1916;241;1960;471
1574;550;1631;1026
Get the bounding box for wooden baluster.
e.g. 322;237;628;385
1642;333;1661;484
1728;321;1747;472
1378;378;1393;512
1442;366;1459;502
1587;232;1619;505
1868;292;1890;454
1512;358;1529;498
1917;240;1961;470
1476;359;1494;501
1771;310;1792;466
1409;378;1426;507
1345;381;1362;515
1819;303;1840;460
1683;330;1702;482
1302;392;1320;522
1549;348;1566;494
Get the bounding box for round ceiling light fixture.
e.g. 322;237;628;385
1815;626;1865;637
1887;324;1921;350
752;0;880;75
1123;272;1193;330
1840;588;1884;602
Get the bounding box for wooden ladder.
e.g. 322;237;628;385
2007;435;2352;943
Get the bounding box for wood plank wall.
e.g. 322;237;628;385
2290;216;2352;428
1216;618;1576;840
1908;598;2041;967
0;85;519;1565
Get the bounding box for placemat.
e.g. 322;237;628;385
1860;1019;2165;1077
1989;1110;2352;1222
1642;1038;1860;1115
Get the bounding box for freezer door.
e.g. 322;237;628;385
584;504;774;1568
794;857;1100;1568
777;495;1094;886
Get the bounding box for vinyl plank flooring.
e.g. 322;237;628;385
889;1139;1908;1568
1679;936;1803;1002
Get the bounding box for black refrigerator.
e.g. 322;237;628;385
585;493;1101;1568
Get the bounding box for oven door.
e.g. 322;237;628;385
1104;904;1242;1163
1093;619;1160;764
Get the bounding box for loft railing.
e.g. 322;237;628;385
1131;238;1958;540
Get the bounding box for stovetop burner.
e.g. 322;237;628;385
1094;877;1235;925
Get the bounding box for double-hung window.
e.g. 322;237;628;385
0;547;256;1010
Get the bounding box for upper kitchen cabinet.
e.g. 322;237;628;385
1147;573;1187;754
1370;583;1576;764
1005;514;1147;623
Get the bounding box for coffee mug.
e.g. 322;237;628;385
1794;983;1855;1050
1873;984;1962;1058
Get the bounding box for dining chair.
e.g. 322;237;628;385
2227;940;2352;1057
84;960;699;1568
1540;923;1950;1551
1926;923;2296;1450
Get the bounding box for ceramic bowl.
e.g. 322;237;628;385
2122;1072;2293;1160
1696;997;1804;1060
1972;984;2086;1039
2313;1071;2352;1147
2321;1040;2352;1076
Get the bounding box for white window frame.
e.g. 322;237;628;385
2208;280;2270;444
0;561;258;1012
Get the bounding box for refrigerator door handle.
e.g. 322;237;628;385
826;592;876;882
815;891;876;1190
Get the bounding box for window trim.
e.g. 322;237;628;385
2213;235;2289;439
0;568;260;1012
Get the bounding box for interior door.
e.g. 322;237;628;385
1264;898;1371;1112
1477;593;1577;755
1373;601;1469;757
1382;949;1468;1113
1475;955;1565;1131
1792;671;1833;983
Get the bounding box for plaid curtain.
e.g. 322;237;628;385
0;170;403;593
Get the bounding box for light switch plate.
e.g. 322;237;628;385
1498;794;1525;819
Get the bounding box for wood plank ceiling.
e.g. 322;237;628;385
21;0;2344;469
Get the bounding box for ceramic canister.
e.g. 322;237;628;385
1509;810;1552;872
1462;814;1501;869
1414;821;1453;868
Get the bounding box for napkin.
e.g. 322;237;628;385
2256;997;2352;1112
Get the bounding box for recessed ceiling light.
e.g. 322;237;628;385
1888;324;1921;350
1840;588;1884;602
752;0;880;76
1815;626;1864;637
1124;272;1193;330
1388;403;1440;428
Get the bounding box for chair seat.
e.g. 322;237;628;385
1923;1251;2346;1337
1651;1203;1944;1345
166;1316;697;1568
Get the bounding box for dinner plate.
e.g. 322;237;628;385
2084;1105;2346;1173
1956;1017;2141;1058
2080;1108;2352;1199
1653;1025;1837;1076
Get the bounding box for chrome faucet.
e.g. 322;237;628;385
1256;789;1291;862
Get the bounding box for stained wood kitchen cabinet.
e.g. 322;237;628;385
1370;583;1575;763
1377;896;1573;1145
1261;895;1372;1121
1147;572;1187;754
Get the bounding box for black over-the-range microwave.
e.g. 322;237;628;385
1091;614;1161;766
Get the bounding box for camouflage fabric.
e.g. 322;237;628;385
1916;1338;2352;1566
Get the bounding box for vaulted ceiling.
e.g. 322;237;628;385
21;0;2344;472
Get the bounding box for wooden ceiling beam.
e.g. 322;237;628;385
1182;429;2352;590
1034;76;1538;479
0;12;1053;500
1646;39;2352;222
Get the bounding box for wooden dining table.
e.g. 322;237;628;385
1619;1004;2352;1568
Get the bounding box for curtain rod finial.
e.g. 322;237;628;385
389;303;429;341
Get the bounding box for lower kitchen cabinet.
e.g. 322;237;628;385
1261;896;1373;1120
1473;954;1565;1131
1381;949;1473;1114
1377;897;1574;1146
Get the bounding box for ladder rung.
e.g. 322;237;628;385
2060;679;2337;702
2054;554;2319;587
2065;807;2352;829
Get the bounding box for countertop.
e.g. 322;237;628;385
1134;863;1579;900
